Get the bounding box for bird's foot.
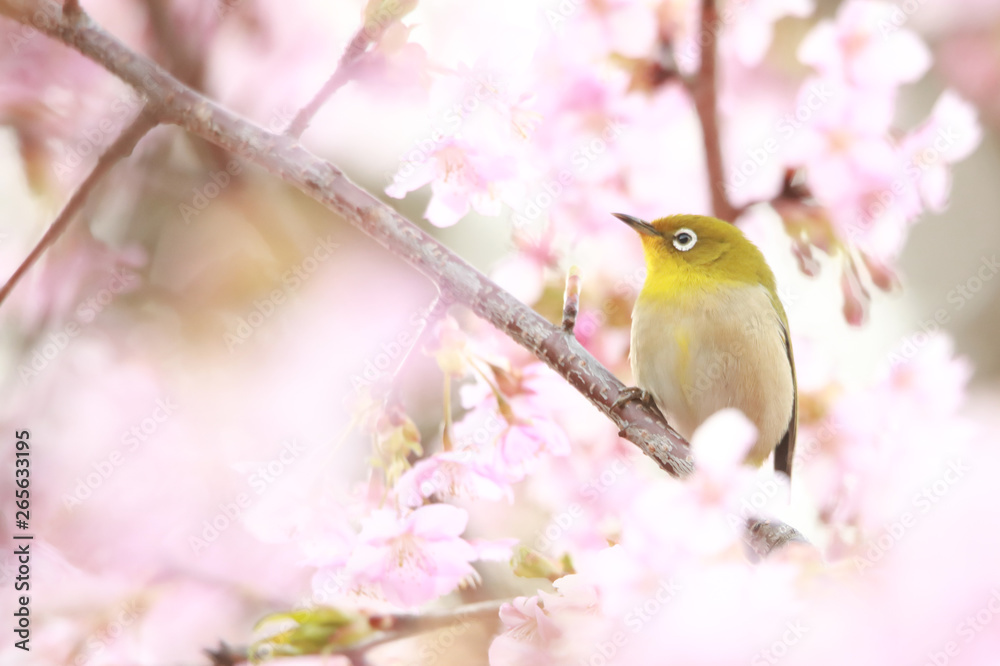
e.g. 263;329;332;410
612;386;656;411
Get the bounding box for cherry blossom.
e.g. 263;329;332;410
345;504;479;607
395;449;514;507
494;418;572;482
725;0;816;67
2;1;999;664
899;91;982;213
488;596;561;666
798;1;931;90
386;137;521;227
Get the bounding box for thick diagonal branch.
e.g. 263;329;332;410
0;4;815;558
1;0;692;476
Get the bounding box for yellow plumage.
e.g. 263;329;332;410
615;213;797;478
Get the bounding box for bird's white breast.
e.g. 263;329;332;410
630;283;794;465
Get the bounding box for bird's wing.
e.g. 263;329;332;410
773;317;797;482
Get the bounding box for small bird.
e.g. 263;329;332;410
613;213;797;480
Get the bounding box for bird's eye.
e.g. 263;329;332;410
672;228;697;252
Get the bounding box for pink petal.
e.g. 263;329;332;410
468;537;518;561
491;254;546;305
357;509;405;542
919;165;951;211
797;21;838;72
426;182;472;227
408;503;469;539
690;409;758;474
931;91;982;163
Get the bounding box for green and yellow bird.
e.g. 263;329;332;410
614;213;797;479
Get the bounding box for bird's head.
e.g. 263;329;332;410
613;213;777;294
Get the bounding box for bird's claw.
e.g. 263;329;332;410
613;386;656;411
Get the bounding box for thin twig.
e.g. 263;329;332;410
0;0;224;310
354;599;505;654
141;0;229;170
385;292;451;391
143;0;202;85
285;1;417;139
204;642;245;666
686;0;738;223
0;111;157;308
206;599;506;664
561;265;581;334
285;29;372;139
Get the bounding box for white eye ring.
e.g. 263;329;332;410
672;228;697;251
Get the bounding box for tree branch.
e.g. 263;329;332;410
0;111;156;307
745;518;808;560
382;292;452;404
0;2;819;555
686;0;738;222
1;0;693;477
205;599;506;665
347;599;505;656
561;266;581;334
285;1;417;139
285;27;373;139
0;0;228;309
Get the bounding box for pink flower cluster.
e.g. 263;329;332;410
2;1;998;665
787;1;981;319
303;322;572;609
487;338;999;666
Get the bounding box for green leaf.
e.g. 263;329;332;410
250;607;376;662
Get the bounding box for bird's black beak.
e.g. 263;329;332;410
612;212;660;237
